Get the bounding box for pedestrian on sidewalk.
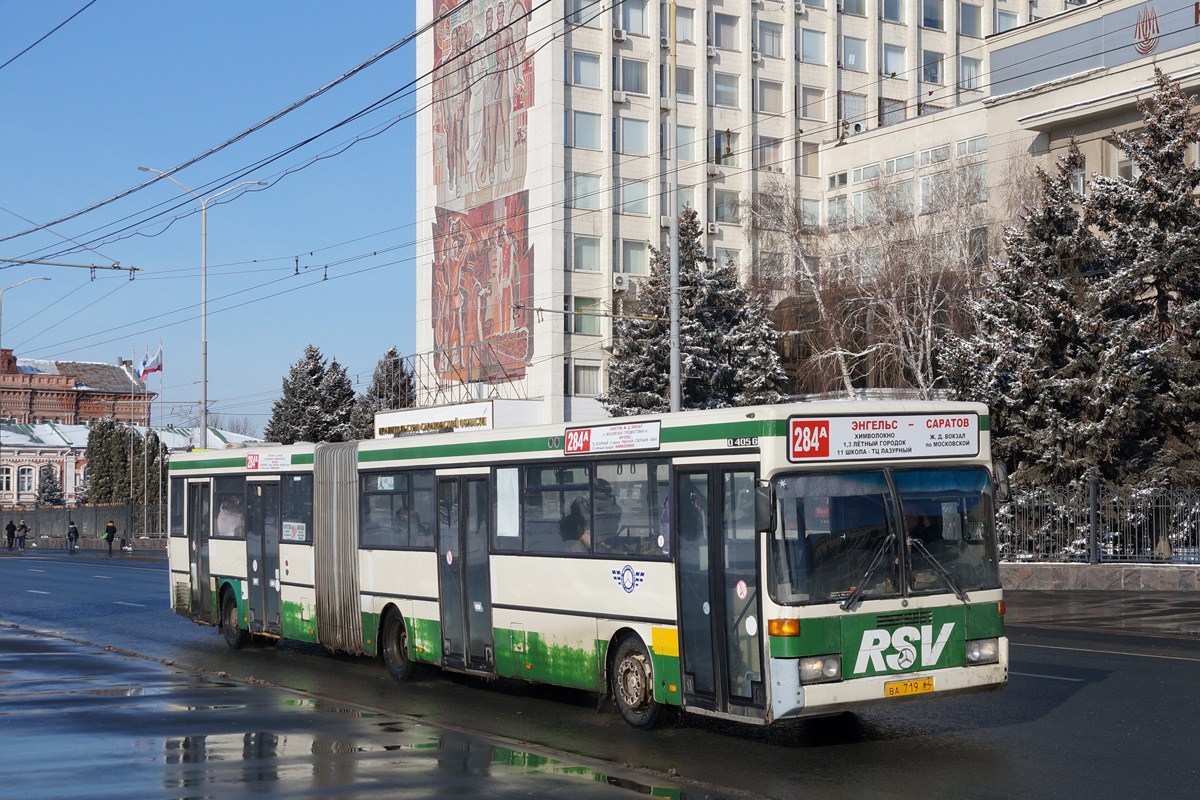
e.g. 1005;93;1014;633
5;519;14;551
16;519;29;553
104;520;116;557
67;520;79;555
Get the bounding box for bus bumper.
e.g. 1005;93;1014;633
770;637;1009;722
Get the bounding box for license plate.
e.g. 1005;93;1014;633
884;677;934;697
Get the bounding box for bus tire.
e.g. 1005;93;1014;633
612;636;663;729
220;588;249;650
380;608;414;683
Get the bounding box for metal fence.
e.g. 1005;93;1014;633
999;482;1200;564
0;503;166;541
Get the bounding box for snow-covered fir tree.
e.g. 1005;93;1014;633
1082;67;1200;485
83;418;130;504
349;346;417;440
602;208;786;415
944;143;1101;483
36;464;64;505
264;344;354;444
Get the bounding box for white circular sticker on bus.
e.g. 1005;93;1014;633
702;601;710;616
657;535;665;548
746;616;758;637
445;550;453;566
252;559;258;573
735;580;748;600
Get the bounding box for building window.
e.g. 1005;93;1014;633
923;0;944;29
758;21;783;58
920;144;951;165
960;57;982;91
827;196;847;231
620;179;649;215
844;0;866;13
713;72;739;107
800;86;825;120
922;51;943;84
622;0;648;35
670;5;694;41
800;29;825;64
568;0;603;28
758;80;783;114
880;97;906;126
570;173;601;209
957;135;987;156
676;66;695;102
853;164;881;183
842;37;867;72
802;197;821;226
920;171;951;213
883;0;905;23
960;3;983;36
886;179;915;216
713;13;739;50
569;110;601;150
714;129;740;166
968;226;988;268
804;0;825;7
616;57;649;94
18;466;34;493
573;297;602;335
0;467;10;493
663;184;696;215
840;92;867;126
958;162;988;204
677;125;696;161
800;142;820;177
621;240;648;274
758;136;783;172
829;171;848;190
886;153;915;173
715;248;739;267
619;117;649;156
570;51;600;88
573;363;601;396
1117;157;1139;181
996;10;1018;31
883;44;906;77
714;189;740;222
852;190;880;225
573;235;601;272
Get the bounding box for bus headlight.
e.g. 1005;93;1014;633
799;655;842;684
965;638;999;665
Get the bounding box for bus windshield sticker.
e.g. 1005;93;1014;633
282;521;306;541
247;453;289;471
565;421;661;455
788;414;979;463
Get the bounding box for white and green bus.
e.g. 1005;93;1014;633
167;400;1008;728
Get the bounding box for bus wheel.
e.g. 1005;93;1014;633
220;589;249;650
380;608;414;683
612;636;662;729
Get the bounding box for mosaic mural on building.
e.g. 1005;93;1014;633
431;0;534;382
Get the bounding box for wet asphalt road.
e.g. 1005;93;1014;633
2;552;1199;799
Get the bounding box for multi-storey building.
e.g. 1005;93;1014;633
415;0;1185;424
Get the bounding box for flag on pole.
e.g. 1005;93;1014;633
138;344;162;380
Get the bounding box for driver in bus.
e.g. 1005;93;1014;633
905;508;940;544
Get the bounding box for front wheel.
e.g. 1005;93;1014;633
220;589;249;650
380;608;414;682
612;636;666;729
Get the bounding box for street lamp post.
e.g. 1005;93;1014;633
138;168;266;449
0;276;50;503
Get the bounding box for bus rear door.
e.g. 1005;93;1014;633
437;474;495;673
676;467;766;720
186;481;213;622
245;480;282;636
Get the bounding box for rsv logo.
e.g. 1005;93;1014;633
854;623;955;674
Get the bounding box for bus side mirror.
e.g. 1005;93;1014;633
755;484;776;533
992;460;1011;502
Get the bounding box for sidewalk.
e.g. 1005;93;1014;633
1004;589;1200;638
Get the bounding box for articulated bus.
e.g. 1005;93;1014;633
167;401;1008;728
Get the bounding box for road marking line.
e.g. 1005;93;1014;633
27;590;50;595
1013;642;1200;663
114;601;145;607
1010;671;1085;682
28;569;45;573
92;575;113;579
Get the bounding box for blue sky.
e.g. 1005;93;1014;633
0;2;417;435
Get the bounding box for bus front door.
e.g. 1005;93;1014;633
186;482;212;623
676;468;765;719
437;476;494;673
245;481;282;636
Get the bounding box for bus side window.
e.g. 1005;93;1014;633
409;471;437;549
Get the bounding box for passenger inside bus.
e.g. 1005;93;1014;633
560;496;592;553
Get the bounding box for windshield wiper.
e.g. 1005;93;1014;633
909;537;968;602
840;533;895;611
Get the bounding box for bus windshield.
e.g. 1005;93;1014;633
769;466;1001;605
